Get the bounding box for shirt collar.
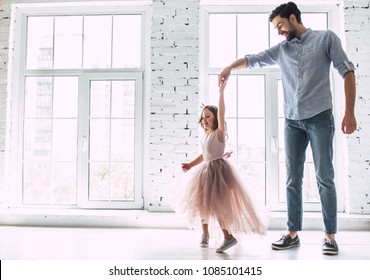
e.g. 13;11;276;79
282;28;312;45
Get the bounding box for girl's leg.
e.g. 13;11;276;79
221;228;233;240
216;220;238;253
200;218;210;247
218;219;233;239
202;219;209;234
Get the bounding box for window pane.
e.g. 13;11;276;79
54;16;83;69
302;13;327;30
110;163;135;201
238;119;265;162
89;163;134;202
23;75;79;206
89;162;110;201
25;77;53;118
209;75;265;119
90;81;111;118
238;14;269;56
26;17;53;69
111;81;135;118
52;119;77;161
111;119;134;161
238;75;265;118
88;79;136;203
90;119;110;161
53;162;77;204
24;119;52;161
83;15;112;68
23;162;52;204
112;15;141;68
53;77;78;118
209;14;236;68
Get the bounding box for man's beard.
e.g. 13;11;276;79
286;29;297;41
286;21;297;41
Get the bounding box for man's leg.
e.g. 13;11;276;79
272;119;308;250
285;119;309;233
306;109;338;255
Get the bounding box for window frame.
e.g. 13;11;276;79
7;2;152;209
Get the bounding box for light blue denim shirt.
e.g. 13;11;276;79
246;29;355;120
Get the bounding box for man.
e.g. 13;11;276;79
218;2;356;255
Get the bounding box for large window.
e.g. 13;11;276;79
202;6;338;211
9;4;148;209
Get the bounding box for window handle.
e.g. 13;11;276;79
81;136;87;151
272;136;278;152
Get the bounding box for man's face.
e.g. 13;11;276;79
272;15;297;41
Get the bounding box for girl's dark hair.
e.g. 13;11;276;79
198;105;229;139
269;2;302;24
198;105;218;130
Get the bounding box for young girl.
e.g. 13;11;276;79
180;79;268;253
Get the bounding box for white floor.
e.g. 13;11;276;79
1;226;370;260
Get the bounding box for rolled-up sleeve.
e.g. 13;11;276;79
339;60;356;77
245;45;280;69
327;30;356;77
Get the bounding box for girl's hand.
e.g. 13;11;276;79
219;79;227;91
223;151;233;158
218;66;231;87
181;163;191;172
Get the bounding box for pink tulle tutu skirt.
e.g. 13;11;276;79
178;158;268;235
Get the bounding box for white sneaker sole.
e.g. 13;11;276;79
271;243;300;250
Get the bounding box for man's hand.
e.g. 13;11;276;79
218;58;248;86
342;114;357;134
218;66;231;87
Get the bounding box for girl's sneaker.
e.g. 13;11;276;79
216;236;238;253
200;233;209;247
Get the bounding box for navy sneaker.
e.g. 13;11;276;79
272;234;300;250
322;237;339;255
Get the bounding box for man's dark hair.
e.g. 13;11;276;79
269;2;302;23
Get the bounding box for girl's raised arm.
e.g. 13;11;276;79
217;80;227;143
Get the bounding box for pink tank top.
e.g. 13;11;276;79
201;130;225;161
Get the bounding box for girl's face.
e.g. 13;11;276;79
201;108;216;131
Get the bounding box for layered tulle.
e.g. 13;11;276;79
178;157;268;235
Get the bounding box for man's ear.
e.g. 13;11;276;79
289;14;297;23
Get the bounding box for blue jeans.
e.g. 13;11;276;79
285;109;337;234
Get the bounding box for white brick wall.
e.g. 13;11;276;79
148;0;200;210
0;0;369;214
0;0;10;204
344;0;370;213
